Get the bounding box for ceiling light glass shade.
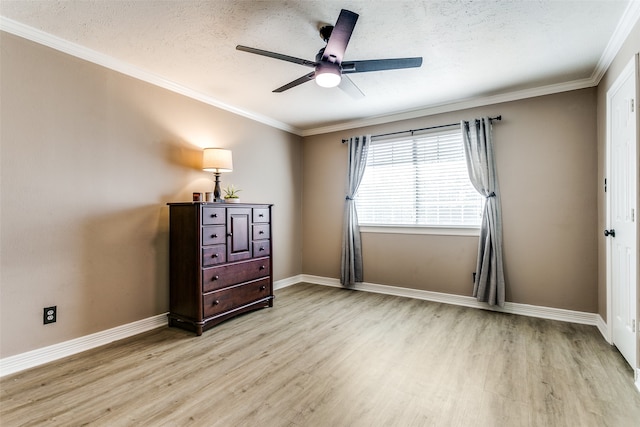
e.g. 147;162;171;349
315;63;342;88
202;148;233;172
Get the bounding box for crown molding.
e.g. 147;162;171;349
0;17;301;136
302;1;640;137
591;0;640;85
300;77;595;136
3;0;639;139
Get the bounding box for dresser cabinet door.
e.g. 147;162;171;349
226;208;252;262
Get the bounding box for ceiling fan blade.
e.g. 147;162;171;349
342;57;423;74
322;9;358;64
236;45;317;68
273;72;316;93
339;75;365;99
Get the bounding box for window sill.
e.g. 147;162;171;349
359;225;480;236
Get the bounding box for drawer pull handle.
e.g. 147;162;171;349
259;214;264;217
259;265;266;270
213;300;220;305
259;231;264;234
212;253;219;258
212;275;219;280
212;234;218;238
259;247;264;251
212;214;217;218
260;285;266;291
227;233;233;237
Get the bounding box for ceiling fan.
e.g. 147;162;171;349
236;9;423;97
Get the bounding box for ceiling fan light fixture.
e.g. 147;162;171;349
315;63;341;88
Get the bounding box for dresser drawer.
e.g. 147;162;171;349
202;207;225;225
253;224;270;240
202;245;227;267
202;258;270;293
202;225;225;246
253;208;270;223
253;240;270;257
203;278;271;318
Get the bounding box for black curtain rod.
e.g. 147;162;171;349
341;115;502;143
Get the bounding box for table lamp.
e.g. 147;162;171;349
202;148;233;202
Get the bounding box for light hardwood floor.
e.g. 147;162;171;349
2;283;639;426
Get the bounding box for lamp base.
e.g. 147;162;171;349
213;172;223;202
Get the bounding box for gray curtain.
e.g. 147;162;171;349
341;135;370;287
461;118;505;307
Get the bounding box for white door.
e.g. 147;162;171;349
607;55;637;371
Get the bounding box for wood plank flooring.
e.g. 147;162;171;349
1;283;639;426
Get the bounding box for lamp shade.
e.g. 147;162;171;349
202;148;233;172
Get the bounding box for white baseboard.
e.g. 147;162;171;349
296;276;630;393
0;313;168;377
1;277;298;377
0;275;606;378
274;275;304;290
299;274;601;327
596;314;611;343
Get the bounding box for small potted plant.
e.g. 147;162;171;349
223;185;241;203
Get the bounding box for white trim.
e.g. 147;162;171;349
0;277;304;377
301;78;596;136
360;225;480;237
591;0;640;85
2;0;639;139
0;275;610;378
299;274;600;326
605;75;613;344
597;314;611;344
0;313;167;378
605;54;639;367
0;17;300;136
302;1;640;137
273;275;303;290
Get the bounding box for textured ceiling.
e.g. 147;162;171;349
0;1;636;135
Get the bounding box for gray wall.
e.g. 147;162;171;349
302;89;598;313
0;33;303;358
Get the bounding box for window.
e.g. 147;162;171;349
355;128;483;229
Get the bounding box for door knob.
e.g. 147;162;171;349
604;229;616;237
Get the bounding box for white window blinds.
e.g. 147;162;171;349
355;128;483;228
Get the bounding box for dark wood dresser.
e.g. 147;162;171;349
167;202;273;335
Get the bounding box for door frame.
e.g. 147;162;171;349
605;54;639;386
